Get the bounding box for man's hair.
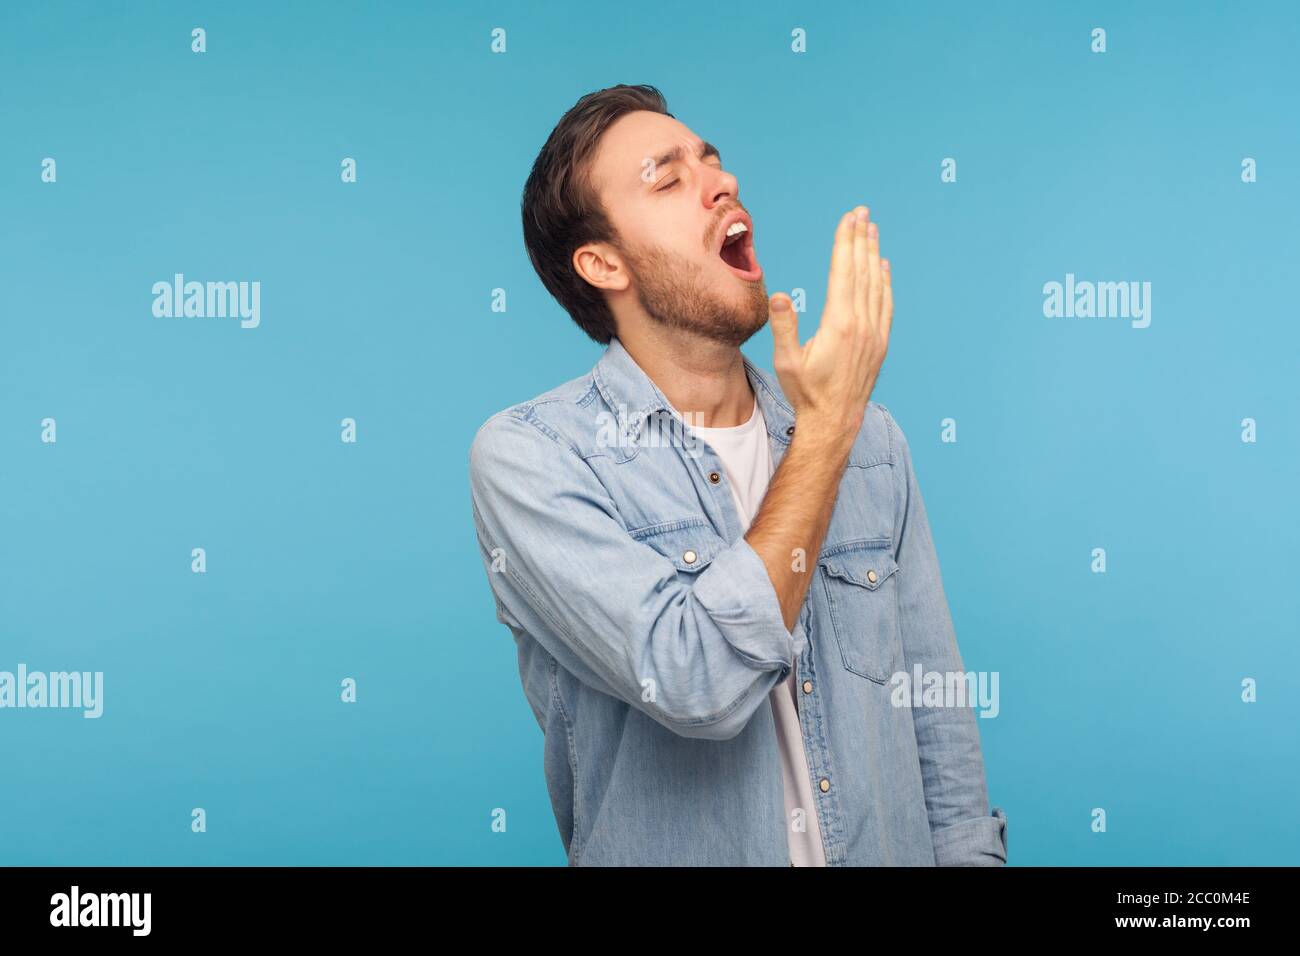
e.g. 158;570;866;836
521;84;672;345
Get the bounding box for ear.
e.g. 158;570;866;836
573;242;631;293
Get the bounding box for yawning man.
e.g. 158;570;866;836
469;84;1007;866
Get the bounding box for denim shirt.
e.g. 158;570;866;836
469;336;1007;866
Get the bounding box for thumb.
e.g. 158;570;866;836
769;293;800;367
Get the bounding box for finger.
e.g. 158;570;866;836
824;210;857;327
880;258;893;341
866;221;883;327
851;206;871;330
769;293;801;371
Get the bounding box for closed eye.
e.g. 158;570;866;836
656;179;679;192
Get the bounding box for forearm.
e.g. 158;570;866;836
745;415;858;630
470;413;796;741
756;206;892;632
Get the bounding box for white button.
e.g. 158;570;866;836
866;569;877;583
683;550;697;564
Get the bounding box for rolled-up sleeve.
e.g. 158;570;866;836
468;409;795;741
932;807;1008;867
884;407;1008;866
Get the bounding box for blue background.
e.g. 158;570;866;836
2;0;1296;865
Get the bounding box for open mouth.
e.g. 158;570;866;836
717;216;762;281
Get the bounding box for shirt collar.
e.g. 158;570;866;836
592;335;796;449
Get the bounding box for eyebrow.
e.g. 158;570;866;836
645;140;721;184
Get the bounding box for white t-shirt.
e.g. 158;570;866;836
685;397;828;867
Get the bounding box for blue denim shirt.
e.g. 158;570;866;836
469;337;1007;866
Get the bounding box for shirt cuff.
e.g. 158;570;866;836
932;807;1008;866
691;535;795;671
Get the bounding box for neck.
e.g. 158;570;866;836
616;324;754;428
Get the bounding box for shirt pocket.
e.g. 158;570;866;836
632;518;727;577
817;537;901;684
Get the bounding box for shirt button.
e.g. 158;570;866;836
802;680;813;694
682;549;697;564
819;778;830;793
785;425;795;437
866;569;878;584
708;471;721;484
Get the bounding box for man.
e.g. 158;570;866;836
469;84;1007;866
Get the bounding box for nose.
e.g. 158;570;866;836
703;166;740;210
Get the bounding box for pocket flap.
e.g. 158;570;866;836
634;520;727;572
819;538;899;590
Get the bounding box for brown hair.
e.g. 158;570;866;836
521;84;672;345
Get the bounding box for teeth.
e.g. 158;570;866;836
725;221;748;238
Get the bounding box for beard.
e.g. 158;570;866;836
619;239;769;348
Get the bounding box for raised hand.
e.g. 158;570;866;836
768;206;893;445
